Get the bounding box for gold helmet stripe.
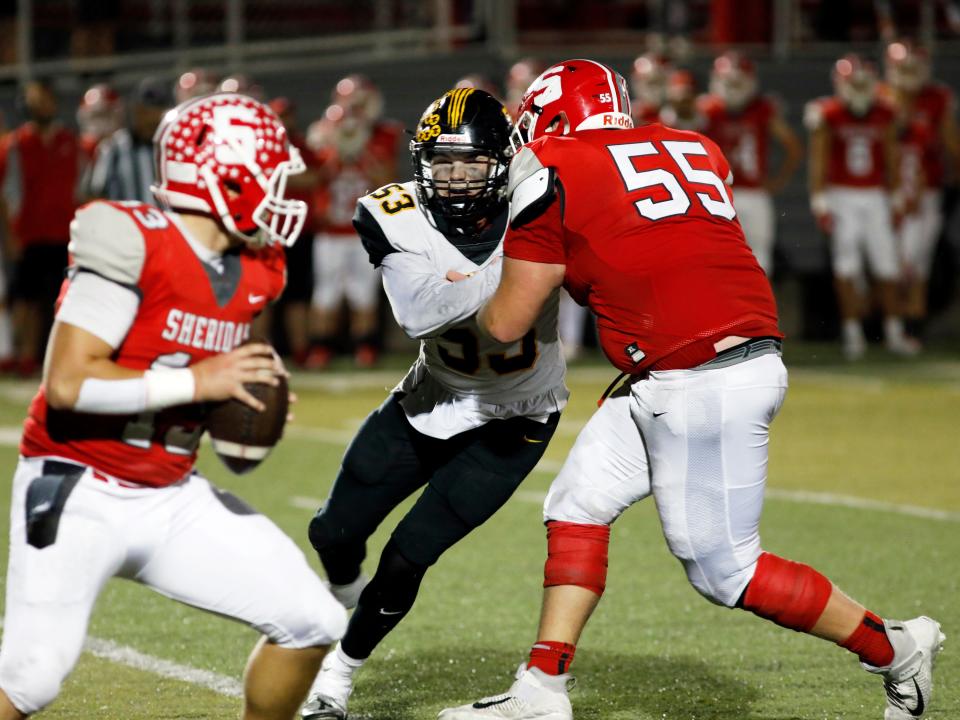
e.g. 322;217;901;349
450;87;474;127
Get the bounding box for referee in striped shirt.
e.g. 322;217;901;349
87;76;172;203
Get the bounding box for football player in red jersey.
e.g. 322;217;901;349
807;54;919;360
882;40;960;341
702;51;802;275
0;93;347;720
658;68;707;131
630;51;672;126
306;75;402;369
439;59;944;720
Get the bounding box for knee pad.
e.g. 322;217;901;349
308;506;367;586
359;539;427;613
739;552;833;632
543;521;610;596
0;645;67;714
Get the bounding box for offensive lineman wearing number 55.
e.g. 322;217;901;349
300;89;567;720
440;60;943;720
0;93;347;720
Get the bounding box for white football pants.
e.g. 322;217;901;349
0;456;347;715
544;353;788;607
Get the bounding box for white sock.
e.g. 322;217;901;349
330;643;365;676
884;316;905;344
842;319;864;345
0;310;12;359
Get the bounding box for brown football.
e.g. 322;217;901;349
206;373;289;475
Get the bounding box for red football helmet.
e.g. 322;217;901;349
832;54;878;116
151;93;307;247
76;82;124;140
512;59;632;152
631;52;673;108
885;40;930;93
710;51;757;111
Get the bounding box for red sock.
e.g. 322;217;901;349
840;611;895;667
527;641;576;675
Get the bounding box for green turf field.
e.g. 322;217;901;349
0;344;957;719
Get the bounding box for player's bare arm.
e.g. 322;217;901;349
478;257;564;343
766;115;803;194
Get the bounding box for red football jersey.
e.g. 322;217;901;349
317;122;402;235
810;97;895;188
505;124;781;374
701;94;778;188
2;122;82;245
20;201;287;487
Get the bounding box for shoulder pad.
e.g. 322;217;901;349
68;201;147;287
509;166;557;229
353;202;397;268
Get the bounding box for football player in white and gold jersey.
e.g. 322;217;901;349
301;89;568;720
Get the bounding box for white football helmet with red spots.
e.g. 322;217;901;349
151;93;306;247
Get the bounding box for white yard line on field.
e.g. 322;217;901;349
0;621;242;698
84;636;243;697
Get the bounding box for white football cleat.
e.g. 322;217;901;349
862;616;945;719
301;646;360;720
328;573;369;610
437;663;573;720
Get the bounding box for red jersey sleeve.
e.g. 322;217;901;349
503;193;566;265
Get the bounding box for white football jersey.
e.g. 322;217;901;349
355;181;568;439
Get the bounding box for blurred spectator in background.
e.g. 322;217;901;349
88;76;172;204
881;40;960;342
174;67;219;105
454;74;502;102
504;57;545;119
218;73;265;100
76;82;124;162
305;74;401;369
659;68;706;131
631;51;673;125
0;79;82;375
268;96;322;367
702;51;802;276
806;55;917;360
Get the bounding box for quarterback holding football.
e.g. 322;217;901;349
0;93;347;720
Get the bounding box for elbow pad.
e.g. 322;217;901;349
510;167;557;229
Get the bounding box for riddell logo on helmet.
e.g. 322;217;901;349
602;114;632;127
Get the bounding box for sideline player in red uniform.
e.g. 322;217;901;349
0;93;347;720
439;59;944;720
881;40;960;341
306;75;401;369
807;54;918;360
702;51;802;275
629;51;672;126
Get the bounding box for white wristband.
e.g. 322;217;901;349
144;368;196;411
74;368;196;414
